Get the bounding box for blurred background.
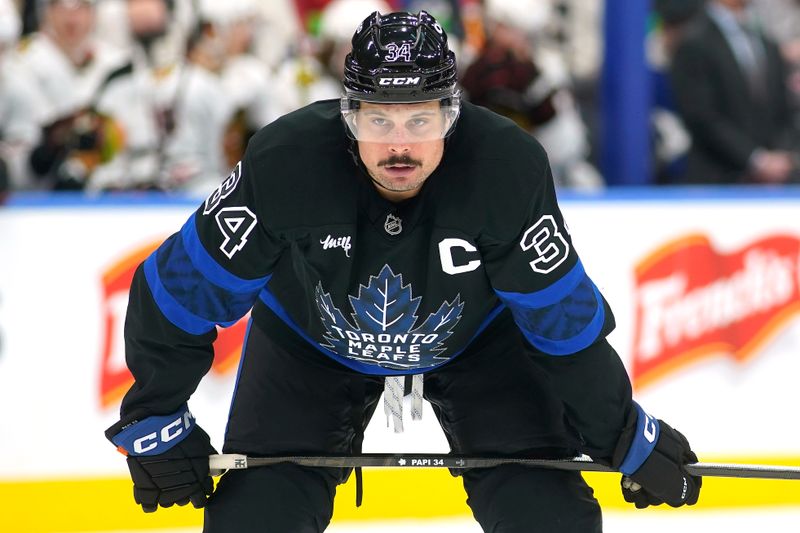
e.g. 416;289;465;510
1;0;800;532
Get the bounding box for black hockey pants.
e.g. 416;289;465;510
204;317;602;532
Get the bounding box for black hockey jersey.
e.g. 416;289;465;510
121;100;632;458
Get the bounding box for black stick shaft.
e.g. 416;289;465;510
208;453;800;480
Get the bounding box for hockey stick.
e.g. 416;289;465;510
208;453;800;480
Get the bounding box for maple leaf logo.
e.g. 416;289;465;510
314;265;464;370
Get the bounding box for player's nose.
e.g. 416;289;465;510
388;142;412;153
388;135;414;152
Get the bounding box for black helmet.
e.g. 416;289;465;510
341;11;461;142
342;10;459;103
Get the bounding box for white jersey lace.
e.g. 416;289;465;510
383;374;424;433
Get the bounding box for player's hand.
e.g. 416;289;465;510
619;419;701;509
106;407;217;512
125;425;215;512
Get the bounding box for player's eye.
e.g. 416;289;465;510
370;117;391;128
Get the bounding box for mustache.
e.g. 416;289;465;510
378;155;422;167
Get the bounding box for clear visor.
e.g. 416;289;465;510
341;98;460;143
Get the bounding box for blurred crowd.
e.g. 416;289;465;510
0;0;799;198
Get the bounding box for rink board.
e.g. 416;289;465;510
2;187;800;531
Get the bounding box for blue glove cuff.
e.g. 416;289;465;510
112;404;196;456
619;402;660;476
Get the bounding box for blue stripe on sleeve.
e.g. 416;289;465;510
495;261;605;355
519;283;605;355
619;402;661;476
180;213;270;293
499;260;588;309
144;253;217;335
144;219;269;335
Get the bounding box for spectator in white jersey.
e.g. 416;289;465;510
91;0;234;193
8;0;129;190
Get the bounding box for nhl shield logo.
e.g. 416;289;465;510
384;214;402;235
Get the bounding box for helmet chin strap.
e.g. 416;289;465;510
368;174;394;192
351;147;401;192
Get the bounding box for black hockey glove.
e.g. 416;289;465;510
106;405;216;512
613;402;701;509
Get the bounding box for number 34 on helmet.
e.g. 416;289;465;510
340;11;461;143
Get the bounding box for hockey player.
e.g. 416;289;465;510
106;11;701;532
